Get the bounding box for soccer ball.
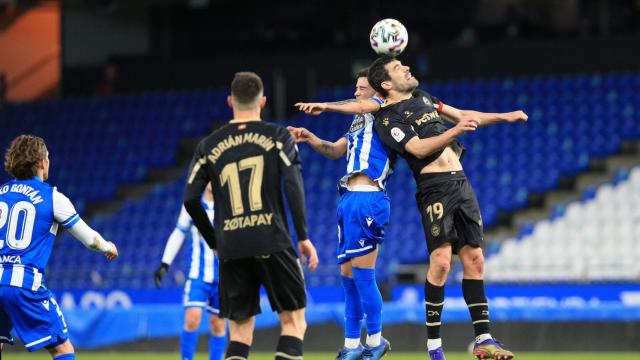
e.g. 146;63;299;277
370;18;408;56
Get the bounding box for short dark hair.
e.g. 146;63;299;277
367;55;396;97
4;135;48;180
357;68;369;79
231;72;263;109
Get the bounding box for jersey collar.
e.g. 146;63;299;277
229;119;261;123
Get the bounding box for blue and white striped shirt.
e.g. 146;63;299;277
340;98;394;189
161;198;218;284
0;178;80;291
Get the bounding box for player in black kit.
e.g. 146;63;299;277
184;72;319;360
367;55;527;360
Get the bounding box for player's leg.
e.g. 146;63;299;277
425;243;452;360
226;317;254;360
258;247;307;360
276;308;306;360
208;282;227;360
181;307;203;360
416;179;458;360
47;339;75;359
0;286;74;357
339;261;365;350
337;196;365;358
219;257;261;360
348;191;390;360
182;279;210;360
457;180;513;360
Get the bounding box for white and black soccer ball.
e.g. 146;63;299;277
370;18;408;56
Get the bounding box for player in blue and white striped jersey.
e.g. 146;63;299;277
0;135;118;359
154;183;226;360
290;68;394;360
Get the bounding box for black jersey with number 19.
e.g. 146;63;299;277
184;119;308;260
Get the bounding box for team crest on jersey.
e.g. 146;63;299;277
431;224;441;237
423;97;432;107
382;118;389;126
349;115;366;133
391;127;405;142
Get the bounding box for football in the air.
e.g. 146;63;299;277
369;18;408;55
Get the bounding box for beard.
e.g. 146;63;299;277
395;77;419;94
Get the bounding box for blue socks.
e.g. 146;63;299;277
209;334;227;360
341;275;364;341
352;267;383;336
53;354;76;360
181;329;198;360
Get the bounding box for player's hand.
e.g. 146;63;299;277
453;116;478;136
505;110;528;123
295;102;327;115
105;241;119;260
297;239;319;271
154;263;169;288
287;126;314;143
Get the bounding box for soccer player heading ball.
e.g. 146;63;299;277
298;55;527;360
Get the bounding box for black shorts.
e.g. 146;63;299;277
218;246;306;321
415;171;484;254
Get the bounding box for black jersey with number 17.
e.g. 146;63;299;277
184;119;308;260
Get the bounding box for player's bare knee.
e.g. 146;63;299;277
184;310;202;331
429;252;451;280
210;316;226;336
461;248;484;277
49;339;74;357
280;310;307;337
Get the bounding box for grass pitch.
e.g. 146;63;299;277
5;352;640;359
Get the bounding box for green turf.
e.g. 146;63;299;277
5;352;640;360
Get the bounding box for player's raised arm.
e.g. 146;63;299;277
184;140;216;250
295;97;382;116
439;104;528;127
53;190;118;260
287;126;347;160
277;127;319;270
155;206;190;287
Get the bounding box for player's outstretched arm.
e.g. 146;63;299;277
295;98;381;116
440;104;528;127
53;189;118;260
67;220;118;260
287;126;347;160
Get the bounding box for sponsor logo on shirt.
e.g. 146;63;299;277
349;115;366;133
391;127;405;142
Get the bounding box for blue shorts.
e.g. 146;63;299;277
183;279;220;315
0;285;69;352
336;190;391;264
